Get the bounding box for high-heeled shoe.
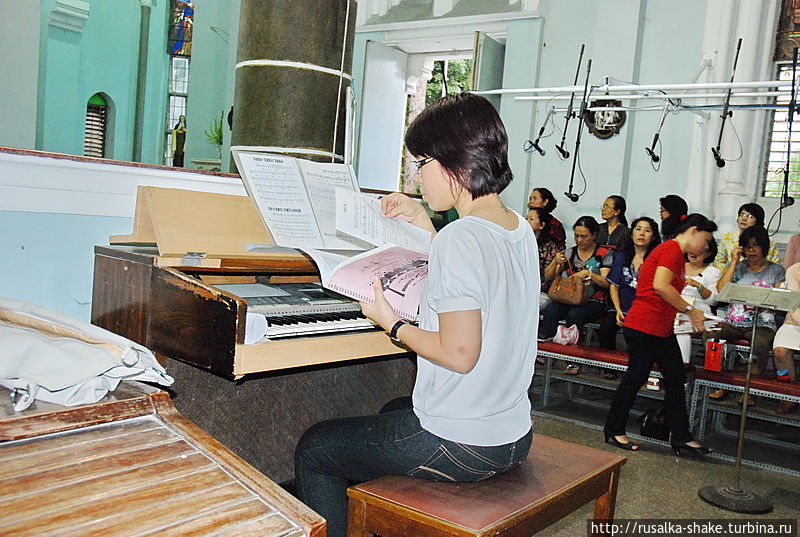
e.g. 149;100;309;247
671;443;711;457
603;430;639;451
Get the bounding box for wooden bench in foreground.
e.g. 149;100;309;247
0;381;324;537
346;434;626;537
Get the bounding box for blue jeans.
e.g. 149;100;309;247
538;300;606;339
294;405;533;537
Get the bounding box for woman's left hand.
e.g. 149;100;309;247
360;278;401;331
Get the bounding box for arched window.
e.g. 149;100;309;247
84;93;108;158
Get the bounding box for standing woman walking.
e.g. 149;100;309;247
604;214;716;456
294;93;539;537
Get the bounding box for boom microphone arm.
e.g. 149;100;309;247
556;44;585;159
711;37;742;168
566;58;592;202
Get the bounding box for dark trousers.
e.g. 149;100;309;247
604;327;692;444
598;309;621;349
539;300;605;339
294;403;532;537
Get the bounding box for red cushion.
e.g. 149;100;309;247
538;342;628;366
537;342;694;373
695;369;800;397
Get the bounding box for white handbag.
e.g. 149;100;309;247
0;297;173;411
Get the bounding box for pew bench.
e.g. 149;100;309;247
537;342;693;408
346;434;625;537
691;369;800;441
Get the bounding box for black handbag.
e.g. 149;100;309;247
639;407;669;441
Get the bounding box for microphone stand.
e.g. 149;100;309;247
711;38;742;168
565;58;592;203
780;47;798;209
555;44;585;159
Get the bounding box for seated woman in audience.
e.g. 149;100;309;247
713;203;780;271
704;226;786;403
596;195;631;254
676;239;721;364
529;187;566;250
659;194;688;239
772;261;800;414
604;214;716;455
599;217;661;353
294;93;539;537
528;206;559;311
539;216;612;373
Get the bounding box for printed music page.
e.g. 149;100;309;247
234;151;324;248
326;245;428;320
303;249;350;287
335;189;432;253
297;160;363;250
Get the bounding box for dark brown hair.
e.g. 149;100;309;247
405;93;512;198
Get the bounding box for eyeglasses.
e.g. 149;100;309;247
412;157;434;173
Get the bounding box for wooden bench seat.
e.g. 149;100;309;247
346;434;625;537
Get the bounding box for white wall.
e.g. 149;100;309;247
0;0;40;149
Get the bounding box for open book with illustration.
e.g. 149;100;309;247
233;150;432;320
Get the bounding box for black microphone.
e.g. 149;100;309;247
555;144;570;159
564;191;580;202
711;147;725;168
781;195;795;209
531;141;545;156
645;147;660;163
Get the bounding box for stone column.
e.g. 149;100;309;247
231;0;357;166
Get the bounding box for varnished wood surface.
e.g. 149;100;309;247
92;245;408;378
347;435;625;537
0;382;325;537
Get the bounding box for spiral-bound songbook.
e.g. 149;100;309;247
304;246;428;321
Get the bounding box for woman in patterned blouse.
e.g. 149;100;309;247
713;203;780;271
527;207;559;311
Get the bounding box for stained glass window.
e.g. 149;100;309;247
168;0;194;56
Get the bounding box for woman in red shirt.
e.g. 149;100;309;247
604;214;716;456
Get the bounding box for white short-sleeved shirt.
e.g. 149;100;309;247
412;211;540;446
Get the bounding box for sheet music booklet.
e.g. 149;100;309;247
233;150;431;320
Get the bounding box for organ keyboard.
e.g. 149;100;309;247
216;282;379;340
91;246;408;380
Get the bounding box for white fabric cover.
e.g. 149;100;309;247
0;297;173;411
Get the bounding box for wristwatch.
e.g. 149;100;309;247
684;304;693;313
389;319;409;342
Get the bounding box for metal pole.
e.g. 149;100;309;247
734;309;759;490
473;79;787;96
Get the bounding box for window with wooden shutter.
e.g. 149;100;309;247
84;94;108;158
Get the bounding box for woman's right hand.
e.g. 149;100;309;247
381;193;426;223
688;307;707;333
730;246;743;264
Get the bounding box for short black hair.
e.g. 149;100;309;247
573;215;599;236
739;225;770;257
405;92;512;199
622;217;661;265
531;187;557;211
527;207;551;242
670;213;718;236
659;194;688;217
738;203;765;227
